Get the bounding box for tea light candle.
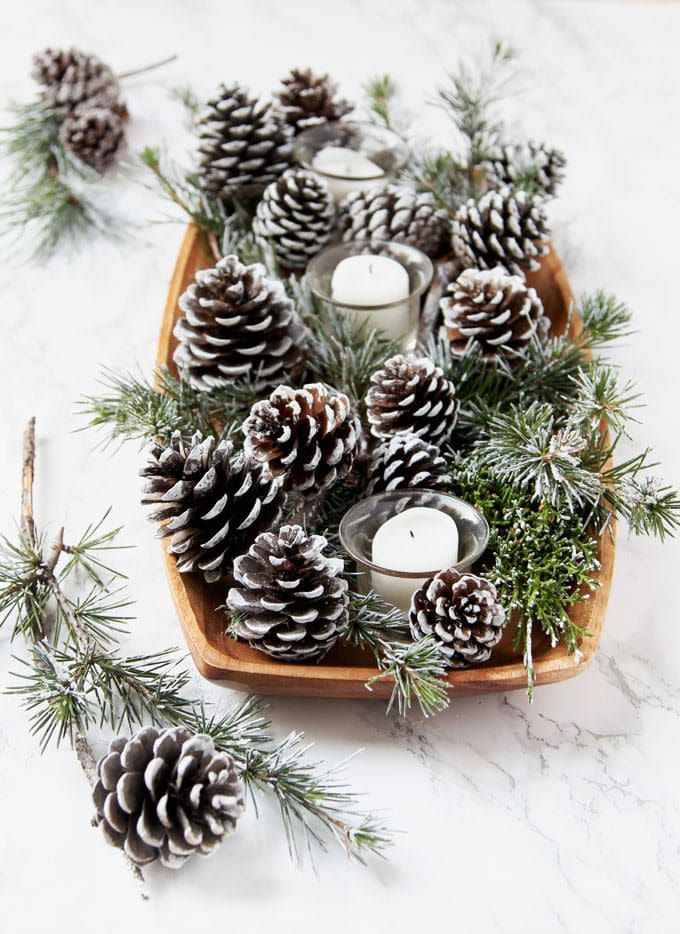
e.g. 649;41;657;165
370;507;459;612
330;254;411;342
311;146;385;203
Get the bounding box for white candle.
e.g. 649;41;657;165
330;254;411;342
311;146;385;203
370;507;459;612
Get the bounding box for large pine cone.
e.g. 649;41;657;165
141;432;284;583
274;67;353;134
339;184;450;259
93;726;245;868
253;168;334;270
243;383;360;493
195;83;292;200
366;354;458;443
451;186;550;276
483;141;566;198
58;106;123;172
366;433;449;495
32;47;121;116
227;524;349;661
173;254;307;392
441;266;549;361
410;568;506;667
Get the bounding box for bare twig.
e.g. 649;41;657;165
207;231;221;263
117;54;178;81
21;417;36;546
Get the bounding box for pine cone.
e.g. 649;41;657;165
441;266;549;361
451;186;550;276
227;524;349;661
483;141;566;198
31;47;121;116
365;354;458;443
93;726;245;868
253;168;334;270
58;106;123;172
141;432;284;583
173;254;307;392
243;383;360;493
274;67;353;134
410;568;506;668
366;434;449;495
339;184;450;259
195;83;292;200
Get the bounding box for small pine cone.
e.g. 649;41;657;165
484;141;566;198
58;106;123;172
227;524;349;661
93;726;245;868
31;47;121;116
141;432;284;583
274;67;353;134
195;83;292;200
451;186;550;276
410;568;506;668
339;184;450;259
441;266;549;361
173;254;307;392
366;434;449;495
253;168;334;270
243;383;360;493
365;354;458;443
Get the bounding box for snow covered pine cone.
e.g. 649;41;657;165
31;46;122;116
243;383;360;493
253;168;334;270
274;67;353;134
93;726;245;868
365;354;458;443
173;254;307;392
483;141;566;198
58;106;124;172
195;83;292;200
451;186;550;276
141;432;284;583
441;266;549;361
410;568;506;668
227;524;349;661
366;434;449;495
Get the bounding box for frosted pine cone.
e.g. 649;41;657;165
274;67;353;134
366;434;449;495
227;525;349;661
31;47;121;116
366;354;458;442
441;266;549;361
173;254;307;392
253;168;334;270
483;141;566;198
243;383;360;493
141;432;284;583
93;726;245;868
58;106;123;172
451;186;550;276
410;568;506;668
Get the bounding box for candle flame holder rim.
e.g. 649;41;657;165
293;120;409;180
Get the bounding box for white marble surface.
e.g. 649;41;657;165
2;1;680;931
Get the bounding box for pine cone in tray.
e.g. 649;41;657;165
31;47;121;116
339;184;450;259
243;383;360;493
141;431;284;583
195;82;292;200
441;266;549;361
227;524;349;661
365;433;449;495
274;67;353;134
93;726;245;868
365;354;458;443
253;168;334;270
58;106;124;172
410;568;506;668
173;254;307;392
451;186;550;276
483;141;566;198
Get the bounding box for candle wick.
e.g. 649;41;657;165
409;529;415;539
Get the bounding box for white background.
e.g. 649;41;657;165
1;1;679;932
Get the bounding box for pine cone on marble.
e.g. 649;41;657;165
141;432;284;583
365;354;458;443
173;254;307;392
483;141;566;198
93;726;245;869
410;568;506;668
253;168;334;270
274;67;353;134
227;524;349;661
339;184;450;259
441;266;549;361
243;383;360;493
365;434;449;495
58;106;124;172
31;47;121;116
451;186;550;276
195;83;292;200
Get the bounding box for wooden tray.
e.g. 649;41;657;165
157;225;616;699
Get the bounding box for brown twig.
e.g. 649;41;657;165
21;417;36;546
207;231;221;263
117;53;178;81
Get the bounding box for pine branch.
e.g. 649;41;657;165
363;74;397;129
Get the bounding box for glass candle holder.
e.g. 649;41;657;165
305;240;433;347
339;489;490;613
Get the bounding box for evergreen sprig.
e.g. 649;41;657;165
363;74;397;129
